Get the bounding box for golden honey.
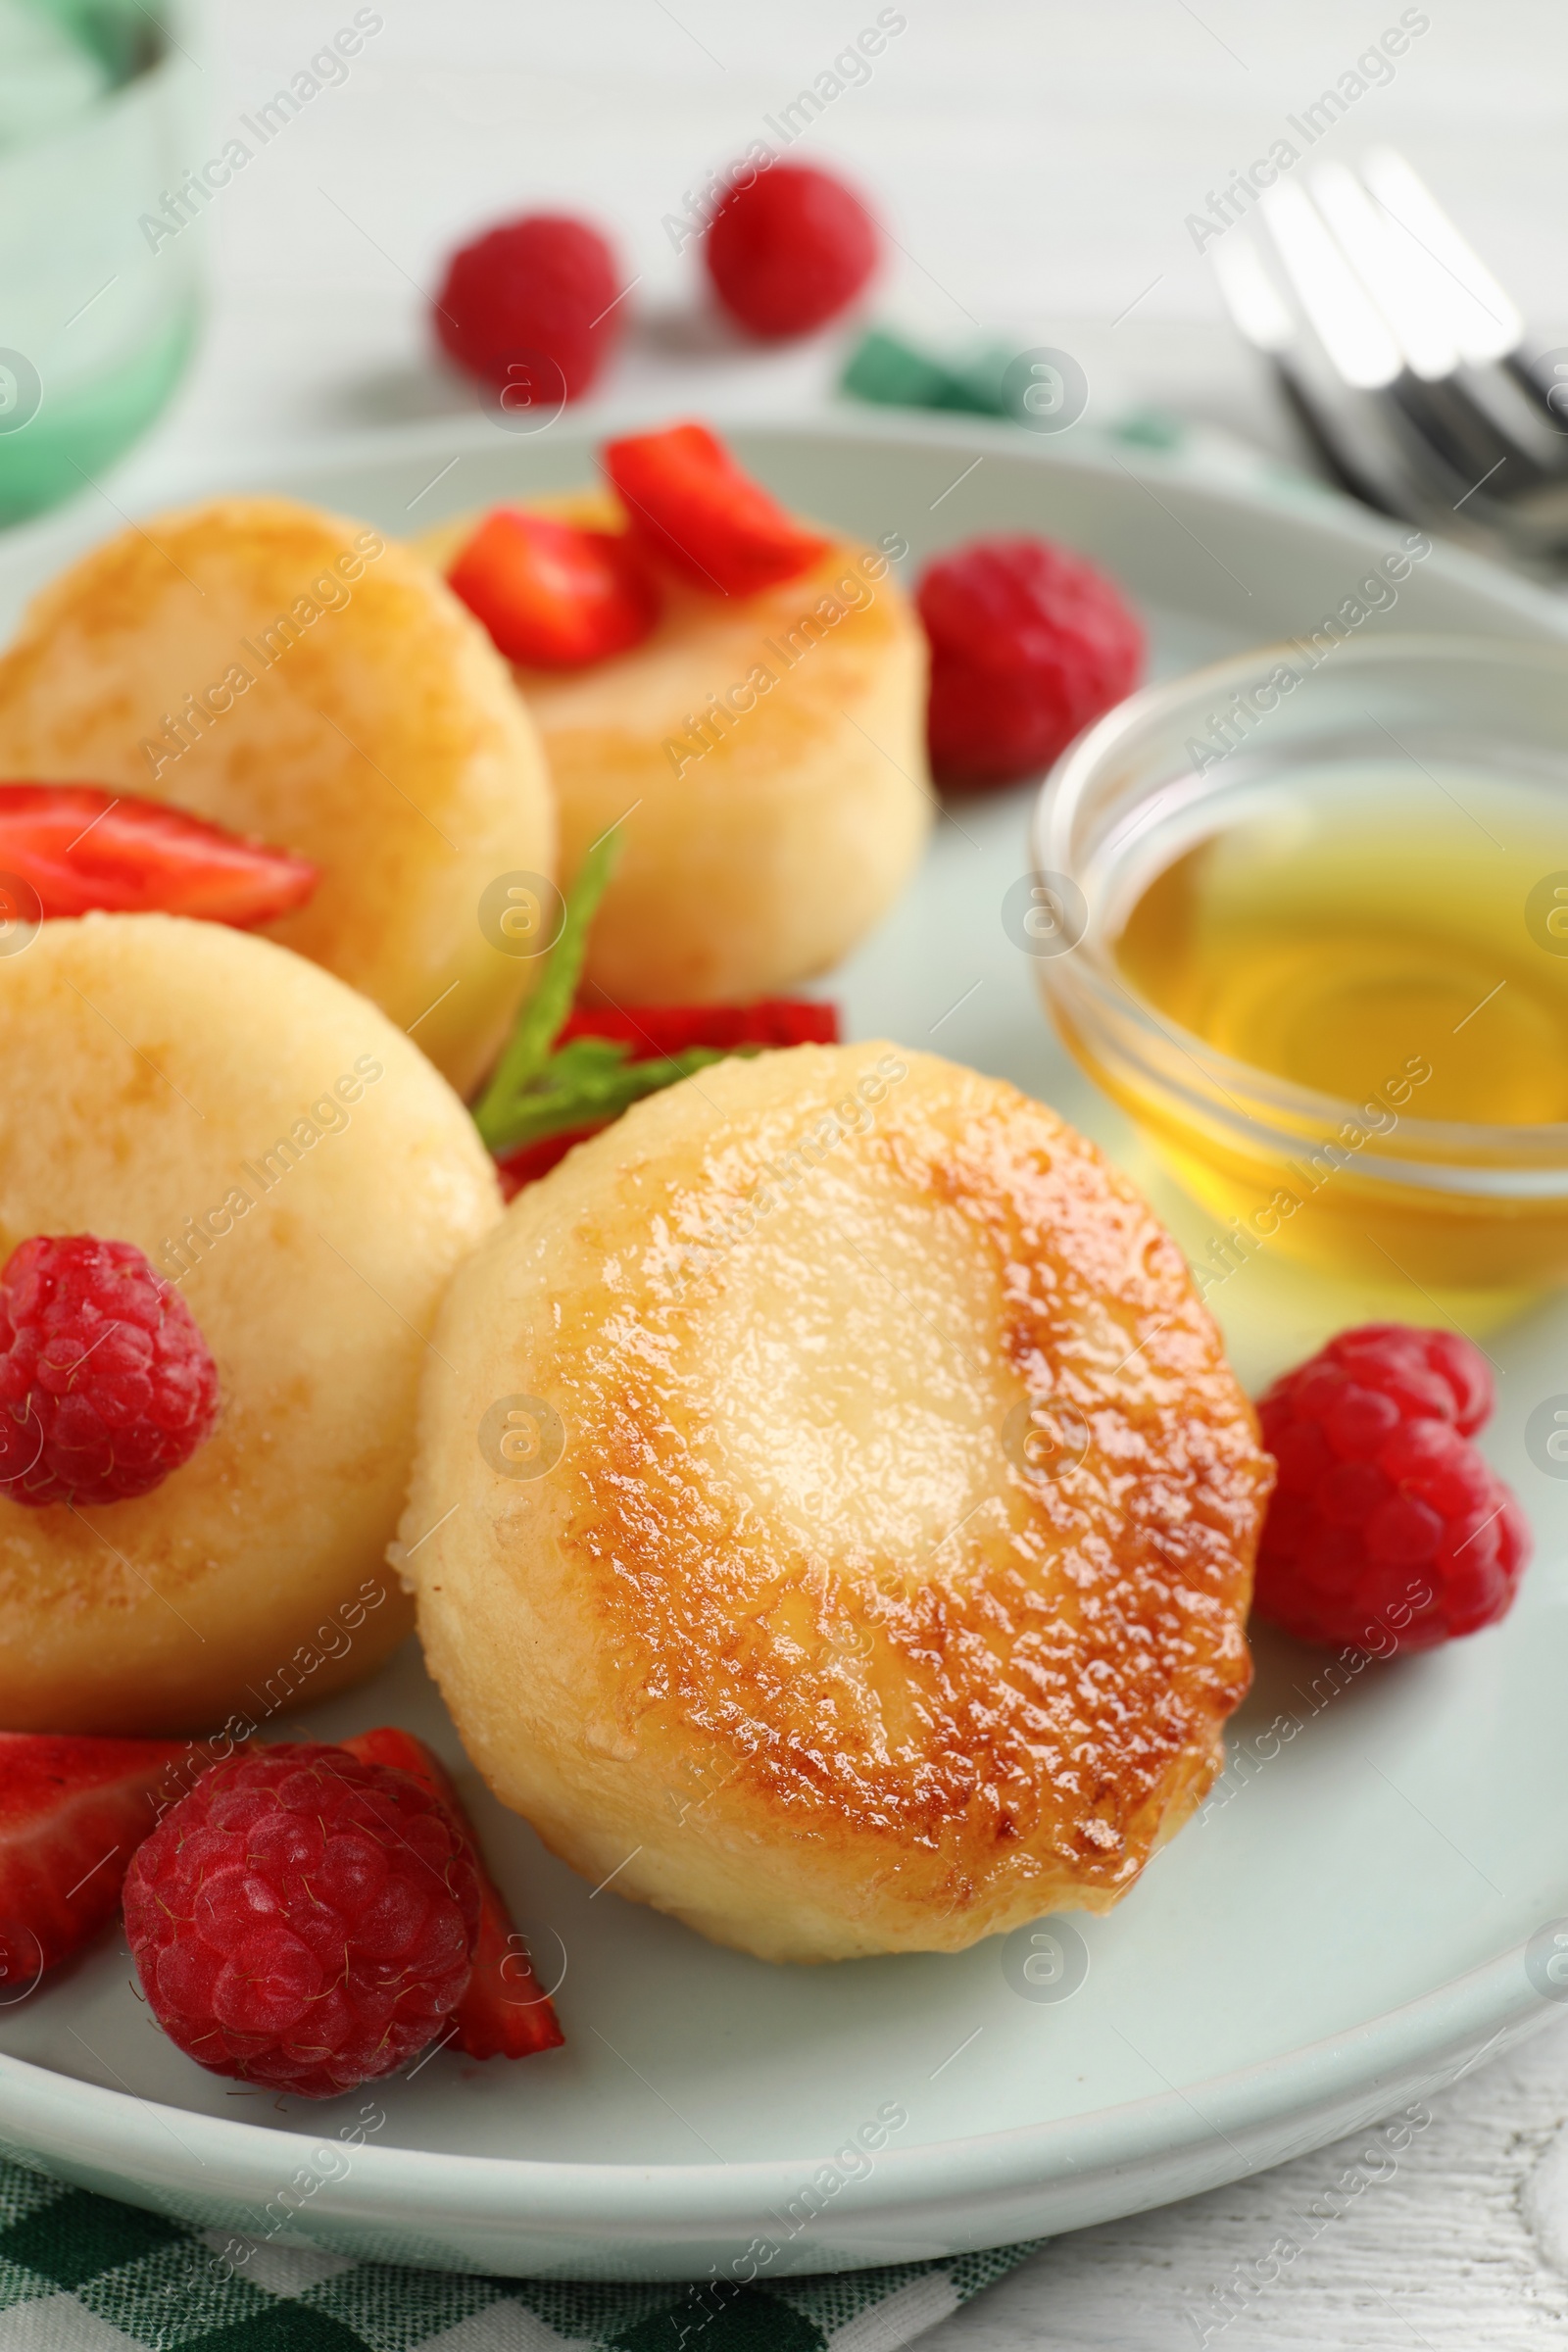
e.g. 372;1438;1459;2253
1091;760;1568;1299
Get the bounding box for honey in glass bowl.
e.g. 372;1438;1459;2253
1115;764;1568;1127
1031;638;1568;1310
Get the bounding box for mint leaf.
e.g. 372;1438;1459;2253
472;832;620;1145
471;833;779;1163
479;1037;730;1156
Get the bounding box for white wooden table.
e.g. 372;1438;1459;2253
77;0;1568;2338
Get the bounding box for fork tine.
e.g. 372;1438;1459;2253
1272;166;1545;505
1366;147;1568;433
1210;223;1412;518
1340;152;1568;501
1307;161;1457;382
1359;148;1522;365
1208;234;1294;355
1212;146;1568;558
1257;180;1401;391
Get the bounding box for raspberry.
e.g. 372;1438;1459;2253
341;1728;564;2061
123;1746;480;2099
434;214;624;404
917;536;1145;791
0;1236;220;1508
1251;1323;1528;1652
705;164;878;339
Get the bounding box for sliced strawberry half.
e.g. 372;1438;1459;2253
0;1732;189;1983
557;998;840;1055
340;1727;564;2059
0;785;318;926
602;422;830;597
490;1004;841;1198
494;1122;609;1200
447;510;660;668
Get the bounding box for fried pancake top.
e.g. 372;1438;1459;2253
0;495;552;1091
416;490;908;754
441;1044;1269;1912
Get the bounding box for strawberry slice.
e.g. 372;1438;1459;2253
489;1004;842;1197
558;998;840;1055
447;510;660;668
602;422;830;597
0;1732;189;1984
0;785;317;926
495;1122;609;1200
340;1728;564;2059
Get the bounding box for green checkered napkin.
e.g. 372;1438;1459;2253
0;2157;1039;2352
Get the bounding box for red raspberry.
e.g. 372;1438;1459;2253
0;1236;220;1508
1252;1323;1529;1652
917;536;1145;791
705;164;878;339
434;214;624;403
123;1745;480;2099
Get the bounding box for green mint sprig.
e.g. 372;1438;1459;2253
473;835;727;1158
478;1033;728;1155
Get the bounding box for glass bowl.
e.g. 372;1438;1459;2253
1030;634;1568;1309
0;0;201;524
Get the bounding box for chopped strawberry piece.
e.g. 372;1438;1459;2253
340;1728;563;2059
447;511;660;669
0;785;317;925
558;998;840;1055
488;1004;842;1196
0;1732;188;1983
603;422;830;597
495;1124;609;1200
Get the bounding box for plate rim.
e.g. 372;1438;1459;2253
0;1939;1552;2233
10;400;1568;649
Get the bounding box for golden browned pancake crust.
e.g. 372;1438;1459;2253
0;496;554;1094
401;1043;1271;1960
414;494;929;1004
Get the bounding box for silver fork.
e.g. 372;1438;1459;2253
1212;147;1568;564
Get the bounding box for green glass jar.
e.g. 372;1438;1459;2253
0;0;201;525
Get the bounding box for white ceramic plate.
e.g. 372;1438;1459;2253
1;414;1567;2282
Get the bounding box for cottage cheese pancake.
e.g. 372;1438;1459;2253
0;915;501;1734
415;494;929;1006
400;1042;1271;1961
0;496;554;1095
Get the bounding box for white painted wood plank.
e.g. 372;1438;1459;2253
919;2012;1568;2348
